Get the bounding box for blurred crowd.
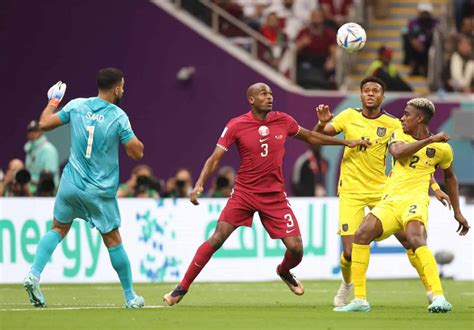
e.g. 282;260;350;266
0;119;239;199
182;0;352;89
400;1;473;93
1;120;59;198
181;0;473;93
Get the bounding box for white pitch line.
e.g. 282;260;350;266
0;305;165;312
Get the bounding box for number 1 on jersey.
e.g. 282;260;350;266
85;125;95;158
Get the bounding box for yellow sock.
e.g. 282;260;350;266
415;246;443;296
406;249;431;292
352;243;370;299
340;253;352;284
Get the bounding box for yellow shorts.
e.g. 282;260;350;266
338;194;382;236
371;197;429;241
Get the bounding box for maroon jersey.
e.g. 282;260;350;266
217;111;300;193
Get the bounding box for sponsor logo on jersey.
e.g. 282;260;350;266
258;125;269;136
275;134;283;139
426;147;436;158
376;127;387;137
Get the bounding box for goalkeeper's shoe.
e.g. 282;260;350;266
23;273;46;308
276;265;304;295
333;282;353;307
126;294;145;308
428;296;452;313
333;298;370;312
163;286;187;306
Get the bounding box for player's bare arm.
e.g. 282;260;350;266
389;132;449;160
430;175;451;209
39;81;67;131
295;127;370;149
313;104;336;135
39;105;63;131
124;136;144;160
442;165;470;235
190;146;226;205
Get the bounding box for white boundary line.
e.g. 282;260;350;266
0;305;166;312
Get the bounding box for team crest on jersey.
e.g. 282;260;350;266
342;224;349;232
258;125;269;136
376;127;387;137
426;147;436;158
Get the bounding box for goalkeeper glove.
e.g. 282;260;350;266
47;81;67;108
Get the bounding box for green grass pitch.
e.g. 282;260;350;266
1;280;473;329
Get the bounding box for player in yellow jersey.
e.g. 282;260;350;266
314;77;449;306
334;97;470;313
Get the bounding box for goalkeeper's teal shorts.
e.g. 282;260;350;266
54;175;121;234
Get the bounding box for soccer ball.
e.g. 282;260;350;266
336;22;367;53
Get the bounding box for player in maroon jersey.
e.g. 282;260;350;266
163;83;370;305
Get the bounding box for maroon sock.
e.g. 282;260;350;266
278;250;302;274
179;241;217;290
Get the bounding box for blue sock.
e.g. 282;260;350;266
31;230;62;278
107;243;134;301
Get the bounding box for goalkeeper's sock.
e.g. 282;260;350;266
352;243;370;300
180;241;217;290
108;244;135;301
406;249;431;292
31;230;62;278
415;246;444;296
278;249;303;274
340;252;352;284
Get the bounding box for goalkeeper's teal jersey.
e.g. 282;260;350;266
57;97;134;197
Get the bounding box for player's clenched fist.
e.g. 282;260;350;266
47;81;67;108
431;131;449;143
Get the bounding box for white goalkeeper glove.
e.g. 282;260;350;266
47;81;67;107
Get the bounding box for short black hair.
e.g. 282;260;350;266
97;68;124;90
360;76;386;93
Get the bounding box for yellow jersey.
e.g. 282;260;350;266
384;128;453;202
332;108;402;196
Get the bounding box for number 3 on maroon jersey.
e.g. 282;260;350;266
261;143;268;157
284;214;294;228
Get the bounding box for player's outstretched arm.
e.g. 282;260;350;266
442;166;470;236
124;136;144;160
190;146;226;205
390;132;449;160
313;104;336;135
39;81;67;131
295;127;371;148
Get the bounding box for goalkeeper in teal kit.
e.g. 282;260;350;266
23;68;146;308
